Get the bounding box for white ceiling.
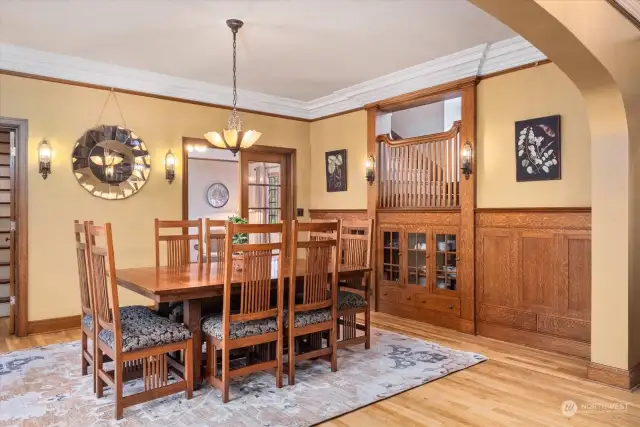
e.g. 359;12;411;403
0;0;516;102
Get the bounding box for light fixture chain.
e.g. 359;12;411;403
232;29;237;111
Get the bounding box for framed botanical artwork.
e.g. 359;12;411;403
515;115;561;182
325;149;347;192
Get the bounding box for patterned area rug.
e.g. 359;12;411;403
0;328;485;426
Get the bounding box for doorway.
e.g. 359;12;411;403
0;117;28;338
181;139;296;253
240;147;295;248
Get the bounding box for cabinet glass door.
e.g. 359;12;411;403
434;233;457;291
382;230;401;283
407;232;427;287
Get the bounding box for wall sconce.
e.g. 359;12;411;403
38;140;52;179
365;154;376;186
165;150;176;184
461;141;473;180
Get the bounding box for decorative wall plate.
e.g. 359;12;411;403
72;125;151;200
207;183;229;208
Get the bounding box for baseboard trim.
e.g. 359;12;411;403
587;361;640;390
27;315;81;335
477;322;590;359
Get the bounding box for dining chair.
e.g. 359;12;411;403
287;220;341;386
154;218;203;267
86;222;194;419
336;219;374;350
73;220;96;388
202;221;286;403
204;218;226;264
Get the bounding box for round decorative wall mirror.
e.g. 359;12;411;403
207;183;229;208
72;125;151;200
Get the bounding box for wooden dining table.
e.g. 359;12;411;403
116;259;371;386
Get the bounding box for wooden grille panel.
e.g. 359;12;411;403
303;245;332;305
91;252;113;326
378;121;461;209
239;250;274;315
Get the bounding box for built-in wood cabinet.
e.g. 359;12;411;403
377;215;471;332
380;226;460;293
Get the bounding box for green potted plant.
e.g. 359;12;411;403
228;214;248;271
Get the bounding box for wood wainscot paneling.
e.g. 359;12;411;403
475;208;591;358
308;209;368;221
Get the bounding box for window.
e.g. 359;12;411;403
268;175;279;224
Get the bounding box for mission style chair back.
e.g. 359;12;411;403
86;222;194;419
73;220;96;389
154;218;203;267
204;218;226;265
287;220;341;385
203;221;286;403
337;219;374;350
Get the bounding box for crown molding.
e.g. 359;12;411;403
607;0;640;30
0;44;310;119
0;36;546;121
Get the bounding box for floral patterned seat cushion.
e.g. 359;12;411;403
284;308;332;328
98;309;191;353
82;305;153;332
337;291;367;311
201;314;278;341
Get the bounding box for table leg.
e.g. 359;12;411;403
183;299;202;389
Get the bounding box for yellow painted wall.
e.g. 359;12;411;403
309;111;368;209
0;74;310;321
477;63;591;208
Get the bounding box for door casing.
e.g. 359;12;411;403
0;117;28;337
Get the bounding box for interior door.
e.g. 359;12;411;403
0;130;12;333
240;149;292;247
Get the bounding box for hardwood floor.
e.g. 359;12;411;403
1;313;638;426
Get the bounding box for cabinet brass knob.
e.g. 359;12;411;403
456;257;461;261
448;305;454;309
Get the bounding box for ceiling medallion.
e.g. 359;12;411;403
72;125;151;200
204;19;261;156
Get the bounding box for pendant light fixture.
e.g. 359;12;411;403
204;19;261;156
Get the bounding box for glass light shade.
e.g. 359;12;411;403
165;149;176;184
39;142;51;162
203;131;227;149
240;130;261;148
461;141;473;179
223;129;238;146
165;150;176;167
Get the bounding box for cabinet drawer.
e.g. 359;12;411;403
379;287;401;303
415;294;460;316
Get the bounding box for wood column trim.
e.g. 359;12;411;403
458;83;477;326
587;361;640;390
366;108;379;311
